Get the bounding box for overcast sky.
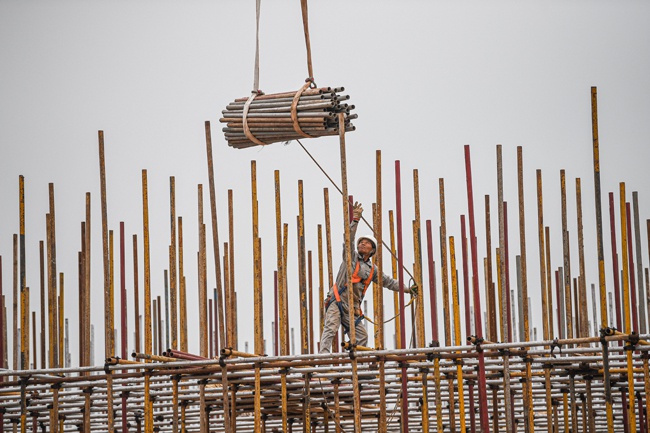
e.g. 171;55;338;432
1;0;649;367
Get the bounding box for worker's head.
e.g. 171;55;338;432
357;236;376;258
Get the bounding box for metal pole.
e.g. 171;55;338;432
590;87;614;433
229;189;236;350
439;178;451;347
450;237;466;432
395;160;408;433
204;121;226;356
464;144;490;433
297;180;308;354
338;113;361;433
170;177;178;350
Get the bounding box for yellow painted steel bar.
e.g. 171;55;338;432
450;237;466;432
563;391;569;433
51;384;60;433
281;368;288;433
379;357;387;433
170;176;178;350
49;184;59;369
413;170;425;347
620;182;637;433
172;376;179;433
591;86;614;433
439;178;451;347
544;366;553;433
297;179;308;354
178;216;188;352
536;170;550;342
643;354;650;433
142;169;152;359
84;193;91;369
274;171;287;356
46;215;54;369
254;365;262;432
337;112;361;433
375;150;384;352
421;367;430;433
228;189;236;350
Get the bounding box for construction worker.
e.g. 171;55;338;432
319;202;417;353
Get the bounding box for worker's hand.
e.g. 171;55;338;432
352;201;363;221
409;285;418;297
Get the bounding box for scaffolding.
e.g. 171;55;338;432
1;88;650;432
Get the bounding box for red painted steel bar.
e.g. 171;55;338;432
394;160;408;433
609;193;623;330
460;215;477;432
464;144;490;433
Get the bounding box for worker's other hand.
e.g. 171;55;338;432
352;201;363;220
409;285;418;297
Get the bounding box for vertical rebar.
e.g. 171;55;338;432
413;170;425;347
465;145;490;433
632;193;646;334
142;169;152;361
625;203;639;331
251;162;264;356
576;178;589;339
19;176;28;371
338;113;361;433
485;195;497;342
439;178;451;347
99;132;113;359
133;234;140;354
297;180;308;354
620;183;637;433
170;176;178;350
536;170;550;341
275;171;287;356
198;184;208;358
204;121;226;358
496;145;513;433
560;170;574;340
375;150;385;351
228;189;236;350
179;217;188;352
450;236;466;432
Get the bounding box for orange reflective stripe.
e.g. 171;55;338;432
351;261;362;283
362;265;375;297
333;283;341;303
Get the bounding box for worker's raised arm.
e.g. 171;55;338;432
341;201;363;260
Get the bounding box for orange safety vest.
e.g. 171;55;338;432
331;261;375;303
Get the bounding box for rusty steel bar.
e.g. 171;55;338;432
48;184;59;370
338;112;361;433
632;192;646;334
251;162;264;357
626;202;640;332
426;220;438;345
19;176;28;371
204;121;226;363
496;145;513;433
537;170;550;342
560;169;574;340
389;210;400;350
98;132;113;360
576;179;589;340
308;250;314;353
318;225;325;339
198;184;208;358
228;189;236;350
485;195;497;343
170;177;178;350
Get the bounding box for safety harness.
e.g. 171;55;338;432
324;259;375;335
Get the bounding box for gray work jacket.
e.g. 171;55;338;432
328;220;401;309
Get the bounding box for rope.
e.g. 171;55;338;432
291;82;314;139
253;0;261;93
299;0;314;82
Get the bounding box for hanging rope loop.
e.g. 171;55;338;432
299;0;314;81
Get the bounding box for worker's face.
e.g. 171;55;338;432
357;239;374;256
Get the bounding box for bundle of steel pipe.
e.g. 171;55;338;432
219;86;356;148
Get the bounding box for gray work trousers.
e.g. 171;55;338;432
319;300;368;353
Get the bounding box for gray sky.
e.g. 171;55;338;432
1;0;649;366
